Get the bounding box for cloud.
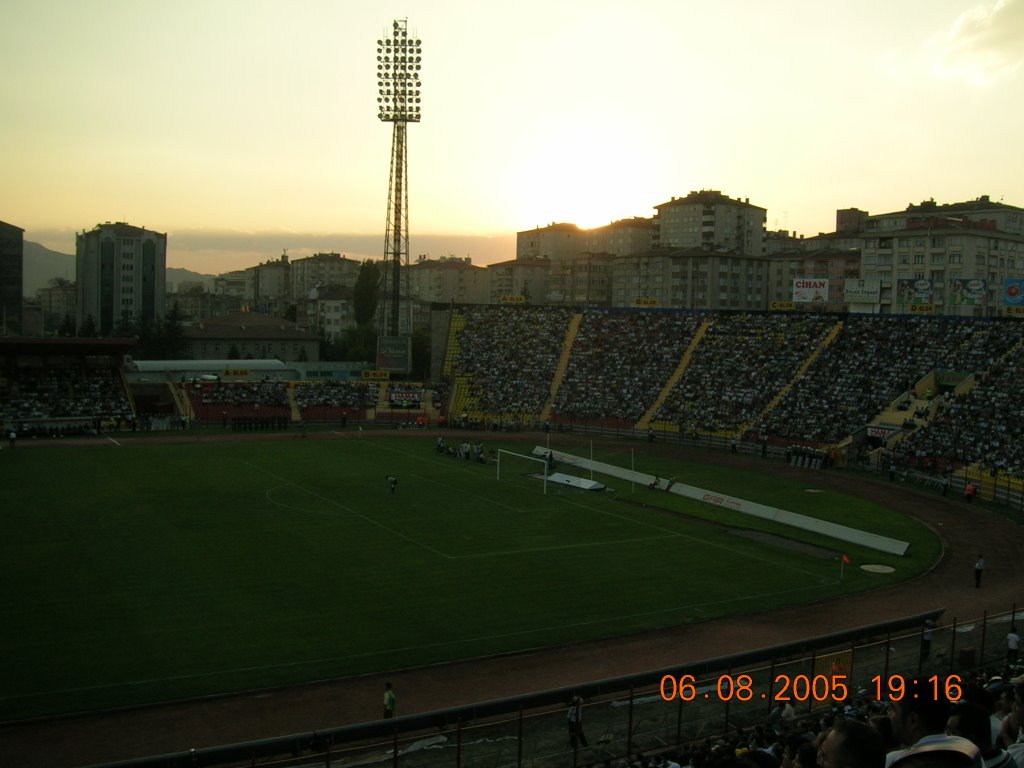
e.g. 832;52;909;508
928;0;1024;85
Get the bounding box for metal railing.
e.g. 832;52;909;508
87;606;1024;768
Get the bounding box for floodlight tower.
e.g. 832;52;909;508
376;18;422;337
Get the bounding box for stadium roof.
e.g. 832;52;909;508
130;359;288;372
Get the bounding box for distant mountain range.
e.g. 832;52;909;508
22;241;215;295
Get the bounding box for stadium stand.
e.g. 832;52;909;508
451;305;574;425
0;338;135;436
292;379;380;422
763;316;1024;445
551;308;704;424
439;308;1024;484
893;360;1024;478
651;312;835;434
4;309;1024;485
184;380;291;427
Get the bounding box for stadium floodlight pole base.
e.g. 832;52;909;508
496;449;548;495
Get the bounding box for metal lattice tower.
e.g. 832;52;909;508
376;19;422;337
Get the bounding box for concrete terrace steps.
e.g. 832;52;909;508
636;317;710;431
540;313;582;422
740;318;845;438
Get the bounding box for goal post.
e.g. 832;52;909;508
496;449;549;495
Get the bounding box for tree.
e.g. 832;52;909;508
176;281;206;297
353;260;381;327
134;316;155;358
79;315;98;338
113;311;135;338
160;303;186;359
339;324;377;362
58;314;76;337
134;304;187;359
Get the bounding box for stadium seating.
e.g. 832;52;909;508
292;380;380;422
5;308;1024;480
0;366;132;434
441;308;1024;479
552;309;703;423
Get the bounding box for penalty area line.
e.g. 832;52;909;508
106;435;121;446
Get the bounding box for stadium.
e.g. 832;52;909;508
1;306;1024;768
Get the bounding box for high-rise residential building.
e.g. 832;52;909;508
546;252;615;306
516;223;586;265
517;219;656;265
0;220;24;335
306;288;356;341
213;270;248;298
836;208;868;234
584;218;656;256
611;248;769;310
37;279;77;333
406;256;488;304
763;230;805;255
76;222;166;335
653;190;766;256
289;252;360;301
859;195;1024;316
487;257;551;304
244;252;290;313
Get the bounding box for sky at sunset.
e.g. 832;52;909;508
2;0;1023;274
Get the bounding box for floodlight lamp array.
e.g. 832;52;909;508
376;20;422;123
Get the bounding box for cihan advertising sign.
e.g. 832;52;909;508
792;279;828;304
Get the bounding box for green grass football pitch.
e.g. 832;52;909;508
0;434;940;720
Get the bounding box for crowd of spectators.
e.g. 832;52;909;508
454;305;573;417
894;361;1024;478
190;380;290;410
6;310;1024;479
764;316;1024;444
652;313;833;434
292;381;380;413
1;366;132;425
446;308;1024;478
597;677;1024;768
552;310;703;423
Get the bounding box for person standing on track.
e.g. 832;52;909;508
1007;626;1021;666
567;695;588;748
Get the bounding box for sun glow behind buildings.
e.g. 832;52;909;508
1;0;1022;272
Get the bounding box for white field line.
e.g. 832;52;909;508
372;440;830;579
247;463;451;559
0;443;850;704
